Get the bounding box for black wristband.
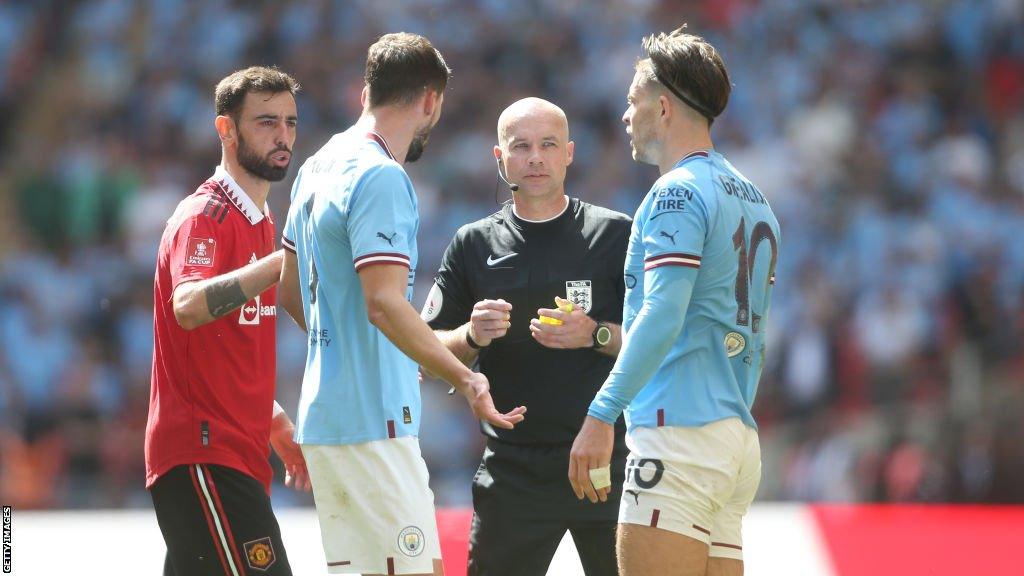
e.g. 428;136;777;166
466;328;484;349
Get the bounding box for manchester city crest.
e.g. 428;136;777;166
398;526;425;557
565;280;592;313
725;331;746;357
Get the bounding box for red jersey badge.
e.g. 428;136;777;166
186;237;217;267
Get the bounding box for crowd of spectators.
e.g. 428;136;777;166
1;0;1023;509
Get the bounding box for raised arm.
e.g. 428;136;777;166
433;299;513;367
173;250;284;330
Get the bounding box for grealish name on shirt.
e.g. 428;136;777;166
718;175;767;204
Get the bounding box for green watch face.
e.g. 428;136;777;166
596;325;612;346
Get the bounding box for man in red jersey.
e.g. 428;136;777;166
146;66;309;576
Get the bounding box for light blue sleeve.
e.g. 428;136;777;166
282;174;302;252
588;266;698;423
640;180;706;265
587;181;711;424
348;164;417;271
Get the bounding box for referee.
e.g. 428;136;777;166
424;98;630;576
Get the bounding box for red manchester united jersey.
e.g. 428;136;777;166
146;166;278;493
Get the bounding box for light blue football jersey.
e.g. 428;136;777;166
589;150;780;431
282;128;421;445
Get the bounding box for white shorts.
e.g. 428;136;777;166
302;438;442;575
618;418;761;561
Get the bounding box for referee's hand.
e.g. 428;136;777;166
530;297;595;349
460;372;526;429
469;299;513;347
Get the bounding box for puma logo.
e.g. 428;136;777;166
660;230;679;245
377;232;397;246
625;489;641;506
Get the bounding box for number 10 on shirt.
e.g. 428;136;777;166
731;217;778;334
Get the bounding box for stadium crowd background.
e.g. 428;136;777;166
1;0;1023;510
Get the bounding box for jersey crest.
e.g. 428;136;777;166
566;280;593;313
185;237;216;267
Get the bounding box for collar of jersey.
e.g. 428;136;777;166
672;149;712;170
509;196;572;228
212;165;267;225
366;131;396;161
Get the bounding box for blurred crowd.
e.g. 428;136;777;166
1;0;1023;509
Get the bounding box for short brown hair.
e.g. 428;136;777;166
214;66;300;120
365;32;451;108
639;25;731;126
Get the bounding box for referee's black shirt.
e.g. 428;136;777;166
426;197;631;445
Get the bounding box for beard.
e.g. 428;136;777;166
629;129;657;166
405;125;432;163
237;133;291;182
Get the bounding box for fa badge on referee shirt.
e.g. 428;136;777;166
566;280;592;313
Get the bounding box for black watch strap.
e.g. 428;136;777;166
592;321;612;349
466;328;484;349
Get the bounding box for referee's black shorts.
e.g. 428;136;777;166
150;464;292;576
468;440;628;576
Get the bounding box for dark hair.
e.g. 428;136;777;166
214;66;300;120
365;32;451;108
639;24;731;126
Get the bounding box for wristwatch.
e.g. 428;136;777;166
592;321;612;350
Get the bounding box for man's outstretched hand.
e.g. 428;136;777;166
459;372;526;429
